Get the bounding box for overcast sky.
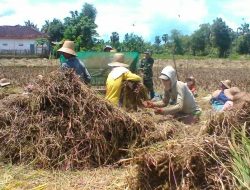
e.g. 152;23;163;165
0;0;250;42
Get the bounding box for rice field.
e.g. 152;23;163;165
0;58;250;190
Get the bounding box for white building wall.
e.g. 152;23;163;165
36;44;48;54
0;39;36;51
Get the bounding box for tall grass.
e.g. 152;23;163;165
229;123;250;189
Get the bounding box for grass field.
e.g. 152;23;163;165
0;58;250;189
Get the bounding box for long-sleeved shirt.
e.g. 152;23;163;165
60;57;91;84
154;81;200;115
140;57;154;80
105;67;142;106
155;66;200;115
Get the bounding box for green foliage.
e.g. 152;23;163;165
206;47;219;58
35;2;250;57
110;32;120;49
229;125;250;189
162;34;168;44
231;23;250;55
154;36;161;53
191;24;211;56
170;29;184;55
227;52;240;60
122;33;145;52
24;20;39;31
181;35;191;55
41;19;64;42
211;18;232;57
238;23;250;35
41;20;49;33
51;43;62;58
63;3;98;50
236;33;250;54
82;3;97;21
36;38;49;46
154;36;161;46
92;39;105;51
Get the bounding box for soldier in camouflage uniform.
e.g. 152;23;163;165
140;50;155;99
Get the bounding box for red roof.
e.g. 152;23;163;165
0;25;47;39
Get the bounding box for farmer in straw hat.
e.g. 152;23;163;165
57;40;91;84
210;80;235;111
140;49;155;99
105;53;142;106
143;65;201;124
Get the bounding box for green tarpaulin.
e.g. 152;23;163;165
60;52;140;86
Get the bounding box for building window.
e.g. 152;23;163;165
18;43;24;46
2;43;8;46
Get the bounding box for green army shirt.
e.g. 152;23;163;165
140;57;154;80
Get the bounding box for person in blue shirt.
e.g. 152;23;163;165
210;80;233;111
57;40;91;84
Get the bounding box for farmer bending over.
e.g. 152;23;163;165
143;66;201;124
58;40;91;84
105;53;142;106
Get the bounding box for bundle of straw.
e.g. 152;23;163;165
207;99;250;136
121;81;148;111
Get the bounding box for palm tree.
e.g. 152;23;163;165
41;20;50;33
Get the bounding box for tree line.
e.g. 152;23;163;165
24;3;250;58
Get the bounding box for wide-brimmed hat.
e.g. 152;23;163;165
220;80;231;89
108;53;129;67
57;40;76;56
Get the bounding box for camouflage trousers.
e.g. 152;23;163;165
143;78;155;99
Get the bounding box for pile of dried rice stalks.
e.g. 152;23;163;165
207;95;250;136
129;136;235;190
0;70;154;169
136;112;190;146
